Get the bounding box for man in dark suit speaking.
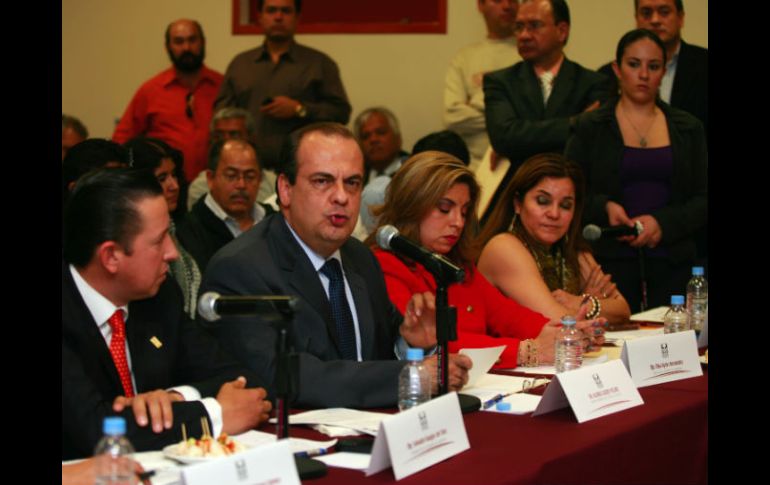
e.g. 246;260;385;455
200;123;472;408
62;169;271;459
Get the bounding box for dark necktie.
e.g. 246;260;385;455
320;259;357;360
107;310;135;397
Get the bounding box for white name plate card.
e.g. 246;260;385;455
181;440;301;485
621;329;703;388
366;392;470;480
532;359;644;423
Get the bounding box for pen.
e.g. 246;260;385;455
295;447;330;458
482;393;512;410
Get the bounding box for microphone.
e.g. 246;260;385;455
376;225;464;283
198;292;298;322
582;221;644;241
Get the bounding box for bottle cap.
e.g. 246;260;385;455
496;402;512;411
671;295;685;305
692;266;704;276
560;315;577;326
406;348;424;361
103;416;126;435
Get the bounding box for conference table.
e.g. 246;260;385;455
140;365;707;485
293;370;708;485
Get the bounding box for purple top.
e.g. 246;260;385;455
619;145;673;257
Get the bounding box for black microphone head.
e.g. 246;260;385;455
197;291;221;322
376;224;399;250
582;224;602;242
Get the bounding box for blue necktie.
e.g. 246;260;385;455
320;259;357;360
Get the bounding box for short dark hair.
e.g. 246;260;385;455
277;122;356;186
207;138;260;172
549;0;570;26
615;28;668;66
412;130;470;166
258;0;302;14
63;168;163;267
62;139;129;205
62;114;88;139
164;19;205;45
634;0;683;13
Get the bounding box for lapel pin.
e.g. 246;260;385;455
150;336;163;349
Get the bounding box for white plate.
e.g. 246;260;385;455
162;441;250;464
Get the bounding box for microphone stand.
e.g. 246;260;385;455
269;299;327;480
433;268;481;413
638;248;648;312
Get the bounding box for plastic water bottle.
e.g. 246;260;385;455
554;316;583;373
664;295;690;334
94;416;136;485
398;348;431;411
686;266;708;335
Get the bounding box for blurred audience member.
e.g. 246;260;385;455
62;114;88;161
113;19;222;183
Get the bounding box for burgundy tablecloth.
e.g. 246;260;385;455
275;371;707;485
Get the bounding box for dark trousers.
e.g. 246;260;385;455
599;253;693;314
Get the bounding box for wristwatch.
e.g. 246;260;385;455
295;103;308;119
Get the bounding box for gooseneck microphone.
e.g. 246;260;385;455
376;225;464;283
197;292;298;322
582;221;644;242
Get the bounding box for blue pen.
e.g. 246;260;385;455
295;447;330;458
482;393;512;410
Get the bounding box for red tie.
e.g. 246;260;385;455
107;310;135;397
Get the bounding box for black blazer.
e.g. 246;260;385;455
176;196;275;272
484;57;610;173
62;261;262;459
564;100;707;264
598;40;708;141
199;213;406;409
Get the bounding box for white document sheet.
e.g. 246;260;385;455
283;408;390;436
315;451;372;470
630;306;669;322
459;345;506;387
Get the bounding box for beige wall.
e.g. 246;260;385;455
63;0;708;150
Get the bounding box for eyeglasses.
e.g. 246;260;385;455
185;92;194;119
220;170;259;184
513;20;546;35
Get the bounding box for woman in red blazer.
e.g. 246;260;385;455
367;151;606;368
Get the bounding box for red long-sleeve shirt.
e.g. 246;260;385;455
374;249;548;368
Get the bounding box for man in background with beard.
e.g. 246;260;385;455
113;19;223;183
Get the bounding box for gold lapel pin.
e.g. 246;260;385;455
150;336;163;349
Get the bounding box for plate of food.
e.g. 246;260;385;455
163;432;249;464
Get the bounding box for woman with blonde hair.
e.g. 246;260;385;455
477;153;630;327
367;151;606;368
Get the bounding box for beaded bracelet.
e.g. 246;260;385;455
582;294;601;319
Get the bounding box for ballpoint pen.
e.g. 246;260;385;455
482;392;513;410
295;447;330;458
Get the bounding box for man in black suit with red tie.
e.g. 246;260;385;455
62;168;272;459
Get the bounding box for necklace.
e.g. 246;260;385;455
619;103;657;148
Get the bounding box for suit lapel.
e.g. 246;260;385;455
271;216;341;355
517;64;546;118
546;59;576;117
670;41;692;107
341;250;375;360
62;263;126;395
